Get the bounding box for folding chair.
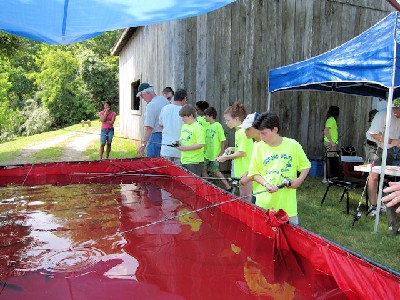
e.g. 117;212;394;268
321;151;366;214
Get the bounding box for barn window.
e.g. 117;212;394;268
131;81;141;111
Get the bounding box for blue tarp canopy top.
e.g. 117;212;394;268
269;11;400;100
0;0;235;44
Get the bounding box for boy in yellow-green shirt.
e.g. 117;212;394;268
177;104;205;176
201;107;231;190
248;112;310;225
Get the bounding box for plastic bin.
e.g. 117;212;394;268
310;159;324;177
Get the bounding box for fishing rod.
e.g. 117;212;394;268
72;171;236;182
79;161;209;179
148;141;180;148
351;146;378;226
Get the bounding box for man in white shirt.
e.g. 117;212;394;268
159;89;187;164
365;104;400;216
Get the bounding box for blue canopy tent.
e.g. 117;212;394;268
268;11;400;233
0;0;235;44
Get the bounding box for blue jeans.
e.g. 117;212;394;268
146;132;162;157
100;128;114;144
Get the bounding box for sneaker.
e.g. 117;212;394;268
367;205;377;216
322;179;328;184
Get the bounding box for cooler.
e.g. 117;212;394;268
341;156;364;177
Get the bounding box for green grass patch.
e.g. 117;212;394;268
297;176;400;272
0;130;64;164
31;146;66;163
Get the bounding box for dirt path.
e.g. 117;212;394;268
7;129;100;165
59;132;100;162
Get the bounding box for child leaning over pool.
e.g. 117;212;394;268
216;103;254;202
201;107;231;190
247;112;311;225
177;104;205;177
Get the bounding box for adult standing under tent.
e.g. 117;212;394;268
322;106;340;184
268;11;400;233
136;83;169;158
364;104;400;216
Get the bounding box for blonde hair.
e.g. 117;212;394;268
224;103;248;122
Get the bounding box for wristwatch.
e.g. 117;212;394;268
141;142;147;147
263;182;268;187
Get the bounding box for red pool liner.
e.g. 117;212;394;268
0;157;399;299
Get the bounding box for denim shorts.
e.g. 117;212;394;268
100;128;114;145
146;132;162;157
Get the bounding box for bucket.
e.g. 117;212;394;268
310;159;324;177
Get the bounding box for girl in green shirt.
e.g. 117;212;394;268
216;103;254;202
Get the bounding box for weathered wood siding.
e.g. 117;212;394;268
117;0;393;158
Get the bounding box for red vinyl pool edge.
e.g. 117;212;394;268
0;157;399;299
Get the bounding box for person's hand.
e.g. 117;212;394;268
216;156;226;163
382;182;400;213
264;183;278;193
136;145;145;157
288;178;301;189
239;175;251;185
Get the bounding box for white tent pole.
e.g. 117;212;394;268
374;88;393;233
267;79;271;111
374;11;399;233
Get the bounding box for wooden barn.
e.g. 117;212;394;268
112;0;394;159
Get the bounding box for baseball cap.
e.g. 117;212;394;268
136;83;153;97
239;112;259;129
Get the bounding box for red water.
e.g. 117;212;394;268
0;177;347;299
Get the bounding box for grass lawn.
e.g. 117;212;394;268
81;120;137;160
0;120;399;273
297;176;400;273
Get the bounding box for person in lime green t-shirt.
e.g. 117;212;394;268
201;107;231;190
195;100;210;128
177;104;205;176
323;106;339;183
238;112;262;204
216;103;254;202
248;112;311;225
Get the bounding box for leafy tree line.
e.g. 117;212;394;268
0;30;120;142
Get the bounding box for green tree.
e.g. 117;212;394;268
35;46;96;126
81;51;119;108
0;59;22;141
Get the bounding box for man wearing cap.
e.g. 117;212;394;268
136;83;170;157
365;104;400;216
